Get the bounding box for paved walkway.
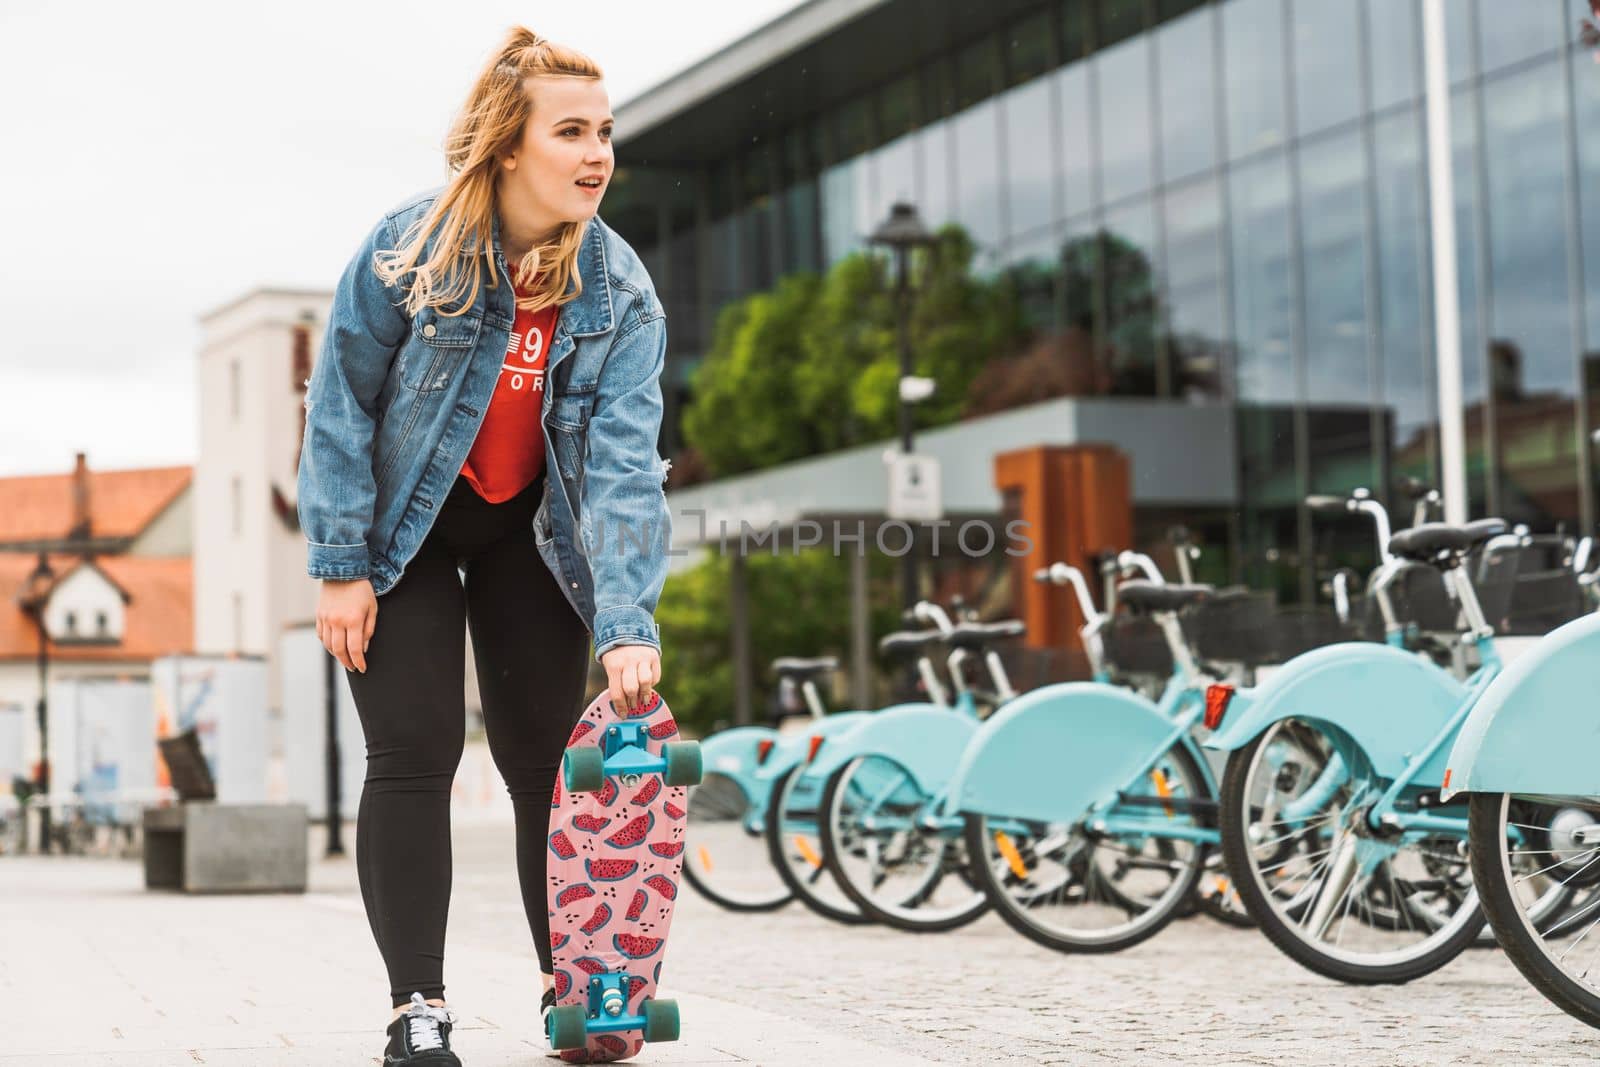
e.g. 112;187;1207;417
3;822;1597;1065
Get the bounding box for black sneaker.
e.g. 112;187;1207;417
385;992;461;1065
541;986;559;1055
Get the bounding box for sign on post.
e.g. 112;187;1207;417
886;452;943;521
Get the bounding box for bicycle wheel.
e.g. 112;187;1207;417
763;766;871;925
819;754;988;933
1469;792;1600;1029
962;740;1209;953
682;771;792;912
1218;718;1484;984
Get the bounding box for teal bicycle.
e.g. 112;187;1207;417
1208;518;1578;984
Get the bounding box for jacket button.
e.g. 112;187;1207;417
422;323;437;338
570;581;579;589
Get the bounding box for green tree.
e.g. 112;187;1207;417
681;223;1029;477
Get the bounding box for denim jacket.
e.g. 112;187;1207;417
296;187;672;662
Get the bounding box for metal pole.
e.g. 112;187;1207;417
896;246;918;611
34;616;50;853
323;650;345;856
1422;0;1469;524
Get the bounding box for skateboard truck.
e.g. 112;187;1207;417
603;724;663;789
562;725;703;793
546;973;682;1049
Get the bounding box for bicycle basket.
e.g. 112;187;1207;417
1100;614;1174;678
1181;589;1277;667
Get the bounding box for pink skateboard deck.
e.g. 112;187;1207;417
547;690;688;1063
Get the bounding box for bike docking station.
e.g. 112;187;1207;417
142;729;308;894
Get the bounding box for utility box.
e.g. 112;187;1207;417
143;730;307;893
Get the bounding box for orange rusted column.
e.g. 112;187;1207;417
994;444;1132;651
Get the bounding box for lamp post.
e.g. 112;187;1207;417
869;202;935;612
17;552;54;853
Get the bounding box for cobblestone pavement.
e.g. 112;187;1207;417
3;821;1596;1065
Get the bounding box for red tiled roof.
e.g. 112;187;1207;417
0;465;192;544
0;553;193;662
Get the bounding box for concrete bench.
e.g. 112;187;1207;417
142;803;308;893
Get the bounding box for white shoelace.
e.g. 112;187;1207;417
403;992;455;1052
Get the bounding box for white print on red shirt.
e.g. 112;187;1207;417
500;322;546;393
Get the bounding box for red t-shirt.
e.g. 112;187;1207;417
461;277;559;502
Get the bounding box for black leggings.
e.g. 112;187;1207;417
346;472;591;1007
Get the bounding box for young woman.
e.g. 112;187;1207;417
296;27;672;1065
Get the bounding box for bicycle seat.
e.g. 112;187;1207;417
946;619;1026;650
770;655;839;681
1117;580;1214;614
1387;519;1508;564
876;630;944;661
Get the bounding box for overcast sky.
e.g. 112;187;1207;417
0;0;803;477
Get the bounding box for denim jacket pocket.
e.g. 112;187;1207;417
402;307;481;392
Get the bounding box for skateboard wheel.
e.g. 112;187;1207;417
642;998;680;1042
564;746;606;793
548;1004;588;1050
662;742;702;788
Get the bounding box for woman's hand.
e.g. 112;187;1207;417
600;644;661;714
317;577;378;673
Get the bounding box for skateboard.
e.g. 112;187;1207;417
546;690;702;1062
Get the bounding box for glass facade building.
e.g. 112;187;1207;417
604;0;1600;598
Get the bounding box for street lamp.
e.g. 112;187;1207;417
16;552;54;853
869;202;936;612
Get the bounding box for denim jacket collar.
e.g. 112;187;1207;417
487;210;616;338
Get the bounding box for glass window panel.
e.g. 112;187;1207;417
1057;62;1095;218
1099;0;1146;48
918;119;956;229
953;100;1005;256
1367;0;1421;111
1100;197;1160;396
1292;0;1361;136
707;212;741;308
1477;0;1565;75
1059;214;1100;342
924;56;959;123
1223;0;1287;158
871;131;919;234
1060;0;1089;61
957;34;1002;110
782;178;820;275
741;196;776;293
820;159;859;265
1097;34;1154;202
879;73;919;141
1005;11;1056;87
1229;151;1296;403
1157;5;1217;183
1447;0;1477;85
1004;225;1063;332
1370;108;1440;496
1162;177;1227;399
1483;59;1579;529
1299;130;1371;408
1005;74;1058;239
834;98;873;159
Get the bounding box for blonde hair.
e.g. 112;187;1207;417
374;27;604;318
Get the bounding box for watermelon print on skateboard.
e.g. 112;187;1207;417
547;690;701;1062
